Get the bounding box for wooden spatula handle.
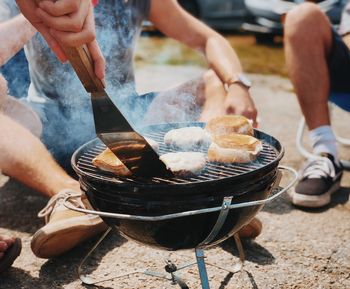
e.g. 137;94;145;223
61;45;105;92
35;0;105;93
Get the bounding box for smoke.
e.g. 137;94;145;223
142;80;203;127
94;1;203;129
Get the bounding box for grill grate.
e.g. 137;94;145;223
74;125;281;185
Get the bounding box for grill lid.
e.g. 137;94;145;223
72;122;284;186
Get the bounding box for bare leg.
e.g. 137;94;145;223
0;114;80;197
0;76;79;197
284;3;333;130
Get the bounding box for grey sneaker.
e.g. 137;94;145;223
291;153;343;208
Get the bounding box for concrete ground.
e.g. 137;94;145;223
0;65;349;289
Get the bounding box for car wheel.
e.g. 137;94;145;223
178;0;200;18
255;33;275;45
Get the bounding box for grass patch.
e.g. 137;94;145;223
135;35;287;77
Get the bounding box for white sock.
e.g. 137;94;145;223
309;125;338;159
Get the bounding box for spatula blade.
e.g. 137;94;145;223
91;91;172;177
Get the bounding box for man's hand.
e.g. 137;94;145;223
225;84;258;127
16;0;105;80
199;70;258;126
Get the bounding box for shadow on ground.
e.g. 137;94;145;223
0;180;46;234
220;238;275;266
262;194;294;215
0;268;40;288
0;231;127;289
39;229;127;289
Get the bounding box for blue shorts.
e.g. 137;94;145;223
328;30;350;112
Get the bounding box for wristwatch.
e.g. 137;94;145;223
226;73;252;90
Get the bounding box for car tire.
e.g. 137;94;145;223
178;0;200;18
255;33;275;45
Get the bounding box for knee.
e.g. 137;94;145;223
284;3;330;43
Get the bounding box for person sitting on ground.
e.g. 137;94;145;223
6;0;262;260
284;1;350;208
0;73;107;271
0;4;108;272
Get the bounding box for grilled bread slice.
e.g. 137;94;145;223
205;115;253;137
208;134;262;163
92;137;158;177
160;152;206;177
92;148;132;176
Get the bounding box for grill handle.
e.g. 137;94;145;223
64;166;298;221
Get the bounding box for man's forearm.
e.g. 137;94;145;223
205;35;243;85
0;14;36;65
150;0;243;85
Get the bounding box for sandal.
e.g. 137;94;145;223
0;238;22;273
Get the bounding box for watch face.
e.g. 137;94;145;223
239;74;252;88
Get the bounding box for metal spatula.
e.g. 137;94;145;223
35;0;171;177
62;46;171;177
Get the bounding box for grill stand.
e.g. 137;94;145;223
67;166;297;288
76;198;245;289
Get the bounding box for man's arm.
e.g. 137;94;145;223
149;0;241;84
0;15;36;65
149;0;257;123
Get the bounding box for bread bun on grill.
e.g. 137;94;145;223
164;126;211;151
205;115;253;137
92;148;132;176
208;134;262;163
92;137;158;177
159;152;206;177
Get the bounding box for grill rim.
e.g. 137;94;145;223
71;123;284;188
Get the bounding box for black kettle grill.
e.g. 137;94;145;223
65;122;297;288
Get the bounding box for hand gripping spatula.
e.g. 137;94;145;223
61;46;171;177
35;2;171;177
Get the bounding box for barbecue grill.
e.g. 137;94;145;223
65;122;297;288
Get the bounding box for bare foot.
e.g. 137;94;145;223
0;236;15;260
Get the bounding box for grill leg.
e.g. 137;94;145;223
78;227;151;285
195;249;211;289
78;227;191;287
